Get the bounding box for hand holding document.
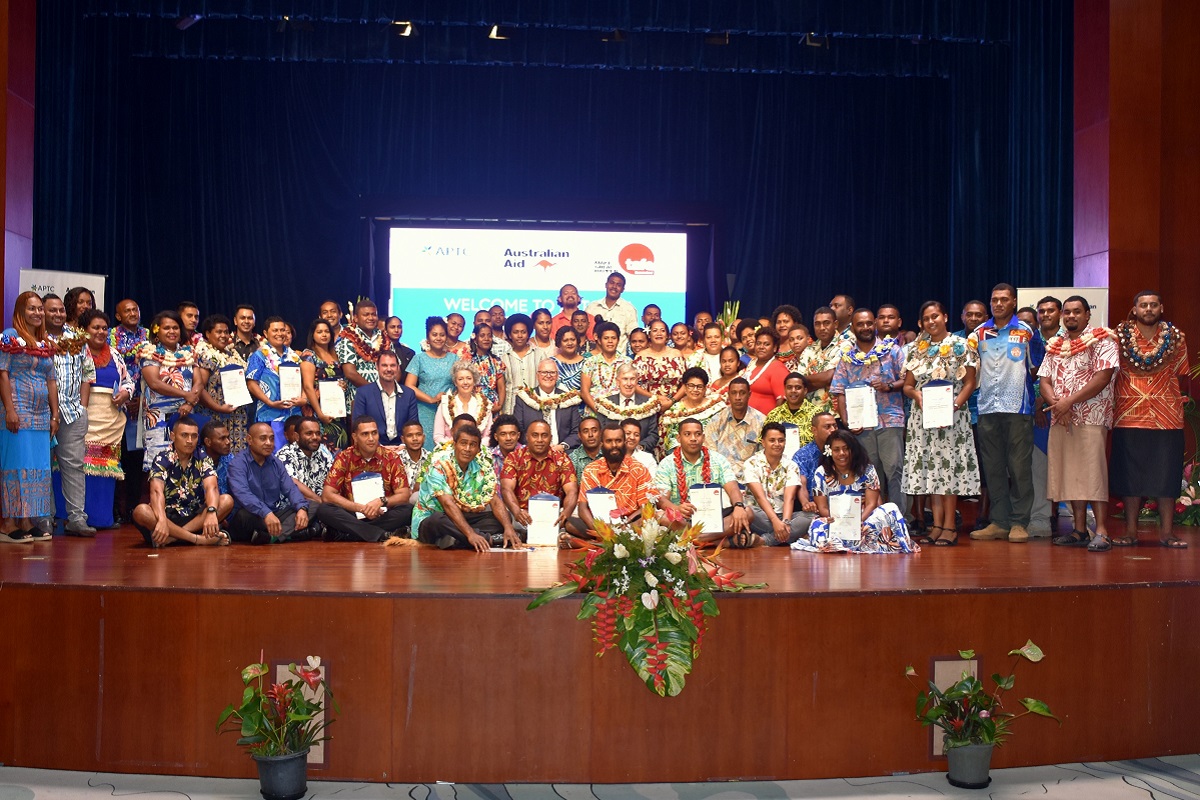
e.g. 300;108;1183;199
921;380;954;429
526;493;562;546
844;384;879;430
318;379;347;418
219;365;252;407
689;483;724;535
279;362;302;401
586;488;618;524
351;472;385;519
829;494;863;543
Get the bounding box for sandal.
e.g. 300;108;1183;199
1160;536;1189;549
729;530;756;549
933;527;958;547
915;527;938;546
1087;535;1111;552
1110;535;1138;547
1052;529;1089;547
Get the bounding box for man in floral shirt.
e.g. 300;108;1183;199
500;419;578;536
744;422;808;546
317;417;412;542
132;416;234;546
414;424;521;551
276;417;334;506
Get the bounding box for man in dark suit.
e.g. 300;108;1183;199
350;350;418;447
596;363;659;454
513;359;582;451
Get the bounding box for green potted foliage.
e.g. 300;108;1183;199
906;640;1059;789
217;655;338;800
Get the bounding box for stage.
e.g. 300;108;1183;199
1;524;1198;783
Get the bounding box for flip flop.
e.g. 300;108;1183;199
1052;529;1089;547
1087;536;1111;552
1110;535;1138;547
1160;536;1188;549
729;530;755;549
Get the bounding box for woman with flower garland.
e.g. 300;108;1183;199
579;321;629;415
792;430;918;554
708;346;745;396
299;318;349;450
406;316;457;443
743;326;791;415
0;292;59;541
435;361;493;446
657;367;727;457
900;301;980;546
139;311;200;470
468;322;507;411
194;314;250;454
634;319;686;410
79;309;135;528
551;327;586;392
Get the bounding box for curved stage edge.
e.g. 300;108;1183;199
1;529;1197;783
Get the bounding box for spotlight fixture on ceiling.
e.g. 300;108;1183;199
804;32;828;48
176;14;202;31
393;21;414;37
704;31;730;46
601;29;627;43
488;24;511;40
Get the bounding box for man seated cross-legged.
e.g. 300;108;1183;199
652;418;753;547
499;419;579;539
316;416;414;542
228;422;312;544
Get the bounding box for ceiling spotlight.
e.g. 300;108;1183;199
393;21;414;37
704;32;730;46
488;24;510;40
601;29;627;43
804;32;828;47
176;14;202;31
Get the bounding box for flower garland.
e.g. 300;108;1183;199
674;446;712;504
138;341;196;370
448;391;491;422
515;385;582;411
659;395;728;457
841;338;894;367
1044;327;1114;359
0;332;56;358
195;339;243;370
255;342;300;374
435;452;498;512
1114;321;1184;374
340;326;386;363
594;393;660;421
908;333;973;381
49;328;89;356
110;325;148;359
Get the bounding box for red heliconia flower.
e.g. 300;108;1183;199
584;547;604;570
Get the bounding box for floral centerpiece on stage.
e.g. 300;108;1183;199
217;654;338;757
528;505;762;697
905;640;1059;749
1177;460;1200;527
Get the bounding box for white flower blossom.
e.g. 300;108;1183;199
644;571;658;587
664;551;682;565
641;589;660;609
613;543;629;558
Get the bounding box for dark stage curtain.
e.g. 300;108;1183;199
34;2;1070;328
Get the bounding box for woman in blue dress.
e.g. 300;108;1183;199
405;317;457;443
792;429;919;554
0;292;59;541
138;311;199;471
552;327;586;392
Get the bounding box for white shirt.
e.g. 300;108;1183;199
536;387;562;446
743;452;802;514
585;297;638;351
377;380;399;441
631;450;658;473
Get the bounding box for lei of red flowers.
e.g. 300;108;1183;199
340;326;386;362
0;334;55;358
1044;327;1114;359
674;446;712;504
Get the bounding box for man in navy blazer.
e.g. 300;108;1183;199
350;351;417;447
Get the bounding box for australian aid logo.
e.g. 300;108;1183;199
618;243;656;276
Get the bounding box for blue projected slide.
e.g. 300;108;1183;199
389;227;687;328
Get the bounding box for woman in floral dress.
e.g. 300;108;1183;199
792;430;918;554
552;327;586;392
579;321;629;415
900;300;980;546
469;323;507;410
139;311;199;470
633;319;686;409
194;314;250;453
300;318;349;450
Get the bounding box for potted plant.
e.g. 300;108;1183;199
905;640;1059;789
217;654;338;800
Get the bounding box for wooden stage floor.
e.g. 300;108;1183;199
3;524;1199;784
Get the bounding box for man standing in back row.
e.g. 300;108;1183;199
585;272;638;353
970;283;1045;544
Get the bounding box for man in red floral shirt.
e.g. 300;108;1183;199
316;417;412;542
500;419;578;536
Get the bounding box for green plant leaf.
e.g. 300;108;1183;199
1008;640;1045;663
904;665;917;677
958;649;975;659
1020;697;1060;722
992;672;1015;690
526;582;578;610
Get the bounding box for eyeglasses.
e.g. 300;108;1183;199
684;383;706;389
537;370;558;376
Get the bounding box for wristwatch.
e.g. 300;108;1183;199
733;501;746;509
205;505;217;515
380;500;388;510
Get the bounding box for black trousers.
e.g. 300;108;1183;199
315;503;413;542
118;446;146;518
228;506;306;544
417;510;507;549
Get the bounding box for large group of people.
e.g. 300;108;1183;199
0;275;1189;555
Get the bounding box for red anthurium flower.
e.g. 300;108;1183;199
291;664;323;691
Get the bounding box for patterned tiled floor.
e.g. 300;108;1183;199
3;756;1200;799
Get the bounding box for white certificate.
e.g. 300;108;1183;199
689;483;724;535
218;365;252;407
829;494;863;543
526;493;561;547
585;488;618;525
351;472;385;519
782;423;801;460
279;362;302;401
318;379;347;419
844;384;879;430
921;380;955;430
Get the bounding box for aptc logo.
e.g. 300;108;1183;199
421;246;469;256
618;243;655;276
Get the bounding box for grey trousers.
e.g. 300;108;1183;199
856;426;906;511
55;411;89;525
1029;444;1052;531
977;412;1034;528
749;507;813;545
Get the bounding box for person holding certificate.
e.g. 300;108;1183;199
499;419;578;539
829;309;907;515
194;314;250;454
744;422;809;546
317;417;413;542
792;430;918;554
575;423;654;542
899;301;980;546
300;318;350;451
246;317;305;452
652;418;752;547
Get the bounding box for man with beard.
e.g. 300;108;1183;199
577;423;654;533
1038;296;1118;552
276;417;335;509
1109;290;1189;549
569;416;604;483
